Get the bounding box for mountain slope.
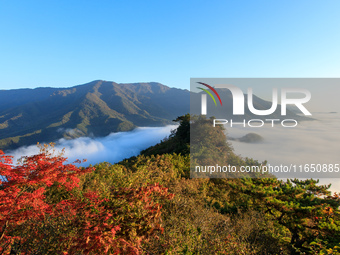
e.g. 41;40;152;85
0;81;312;151
0;80;190;150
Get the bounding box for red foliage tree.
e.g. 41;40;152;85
0;145;172;254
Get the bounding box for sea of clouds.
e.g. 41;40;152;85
226;113;340;193
6;113;340;193
8;125;178;166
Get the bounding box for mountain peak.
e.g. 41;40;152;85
0;81;190;150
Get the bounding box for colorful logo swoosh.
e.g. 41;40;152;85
197;82;223;106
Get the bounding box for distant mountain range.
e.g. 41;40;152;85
0;80;189;150
0;80;312;151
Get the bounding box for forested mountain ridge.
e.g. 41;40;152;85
0;80;189;150
0;80;311;151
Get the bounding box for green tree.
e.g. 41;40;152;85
227;178;340;254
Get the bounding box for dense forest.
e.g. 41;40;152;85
0;115;339;254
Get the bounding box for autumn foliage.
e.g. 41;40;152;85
0;145;173;254
1;116;340;254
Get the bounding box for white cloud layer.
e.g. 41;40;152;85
226;113;340;193
8;125;177;166
6;114;340;193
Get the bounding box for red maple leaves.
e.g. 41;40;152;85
0;146;172;254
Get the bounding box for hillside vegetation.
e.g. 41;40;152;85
0;115;339;254
0;81;189;150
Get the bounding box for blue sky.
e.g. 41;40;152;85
1;0;340;90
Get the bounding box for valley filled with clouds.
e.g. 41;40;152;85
8;125;177;166
227;113;340;192
7;113;340;193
